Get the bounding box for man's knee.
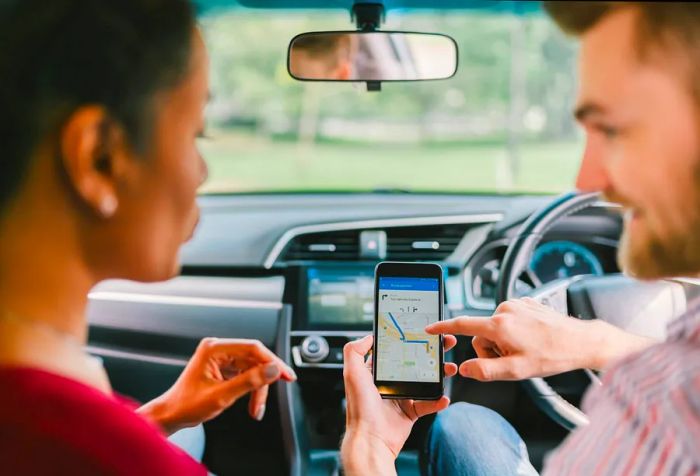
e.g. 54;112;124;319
423;402;535;476
431;402;512;444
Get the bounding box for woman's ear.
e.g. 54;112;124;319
59;107;131;219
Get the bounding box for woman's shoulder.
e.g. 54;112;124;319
0;365;145;427
0;366;206;475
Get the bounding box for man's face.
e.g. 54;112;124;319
575;7;700;279
290;35;353;80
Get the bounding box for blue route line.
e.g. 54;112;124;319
387;312;406;340
387;312;431;351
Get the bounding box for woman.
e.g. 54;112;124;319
0;1;295;473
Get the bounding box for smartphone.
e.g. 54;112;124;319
373;261;444;400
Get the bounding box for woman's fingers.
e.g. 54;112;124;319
445;362;458;377
198;337;297;382
249;384;270;421
343;335;375;392
413;396;450;418
216;362;282;406
399;396;450;421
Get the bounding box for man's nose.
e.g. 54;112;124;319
575;136;610;192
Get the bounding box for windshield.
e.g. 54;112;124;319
198;10;581;194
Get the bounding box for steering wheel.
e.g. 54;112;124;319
495;191;688;430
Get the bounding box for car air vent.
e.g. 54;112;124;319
280;223;471;263
386;224;469;260
282;230;359;261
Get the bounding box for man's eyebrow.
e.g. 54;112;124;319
574;102;607;122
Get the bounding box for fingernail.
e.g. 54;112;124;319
286;367;298;381
255;405;266;421
265;363;280;379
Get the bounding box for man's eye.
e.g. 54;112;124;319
597;125;619;140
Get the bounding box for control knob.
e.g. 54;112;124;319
300;335;329;363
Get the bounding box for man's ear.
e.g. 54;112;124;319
59;107;130;219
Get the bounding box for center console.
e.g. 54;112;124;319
283;263;459;474
287;265;375;369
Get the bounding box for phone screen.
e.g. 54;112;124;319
375;276;440;382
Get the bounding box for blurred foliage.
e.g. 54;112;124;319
202;11;578;134
199;10;582;192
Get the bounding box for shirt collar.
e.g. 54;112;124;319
667;294;700;342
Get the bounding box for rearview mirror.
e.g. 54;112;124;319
287;31;458;84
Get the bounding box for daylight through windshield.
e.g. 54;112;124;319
199;11;582;194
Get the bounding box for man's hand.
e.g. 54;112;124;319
341;335;457;476
426;298;655;381
138;337;296;435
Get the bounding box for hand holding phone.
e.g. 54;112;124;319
373;261;444;400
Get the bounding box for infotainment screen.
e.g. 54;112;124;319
307;267;374;326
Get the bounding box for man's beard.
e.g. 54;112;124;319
614;159;700;280
618;212;700;280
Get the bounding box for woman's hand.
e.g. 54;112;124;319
138;337;296;435
341;335;457;476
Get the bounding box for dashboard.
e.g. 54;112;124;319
86;193;624;475
266;200;623;370
466;236;619;310
285;234;619;368
288;238;618;331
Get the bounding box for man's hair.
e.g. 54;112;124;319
293;34;351;65
0;0;196;211
544;2;700;58
545;2;700;117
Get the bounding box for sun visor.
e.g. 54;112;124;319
196;0;542;15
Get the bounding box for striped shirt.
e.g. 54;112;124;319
544;298;700;476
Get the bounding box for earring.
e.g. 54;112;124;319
99;196;118;218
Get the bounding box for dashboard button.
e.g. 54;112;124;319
300;335;330;363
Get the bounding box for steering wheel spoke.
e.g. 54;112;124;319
526;275;584;317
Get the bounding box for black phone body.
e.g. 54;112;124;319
373;261;444;400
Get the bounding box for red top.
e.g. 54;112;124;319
0;366;208;475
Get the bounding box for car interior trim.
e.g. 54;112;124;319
463;238;512;311
274;305;306;476
86;345;189;368
263;213;504;268
88;291;284;311
290;330;369;337
291;346;343;369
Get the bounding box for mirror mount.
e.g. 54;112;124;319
366;80;381;92
352;3;385;91
351;3;384;32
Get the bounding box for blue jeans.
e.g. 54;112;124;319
169;424;206;462
421;402;539;476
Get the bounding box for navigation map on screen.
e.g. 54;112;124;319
376;277;440;382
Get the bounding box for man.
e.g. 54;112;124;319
289;33;355;80
342;2;700;475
